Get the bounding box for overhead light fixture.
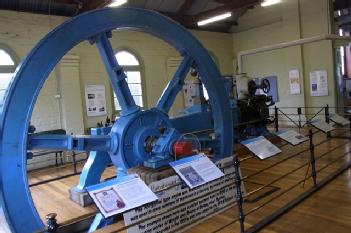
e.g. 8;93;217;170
261;0;281;7
197;12;232;26
108;0;127;8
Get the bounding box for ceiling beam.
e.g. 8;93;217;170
54;0;78;4
177;0;194;15
334;0;351;11
82;0;112;11
178;0;260;28
336;13;351;26
164;0;260;31
161;11;196;28
195;0;260;21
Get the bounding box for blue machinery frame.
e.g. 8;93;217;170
0;8;233;232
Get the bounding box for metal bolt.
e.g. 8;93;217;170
46;213;59;232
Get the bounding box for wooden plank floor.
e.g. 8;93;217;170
1;128;351;232
29;162;117;223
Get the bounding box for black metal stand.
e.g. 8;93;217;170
234;156;245;233
274;106;279;132
297;107;302;131
45;213;59;232
29;152;86;187
72;151;78;174
325;104;331;138
308;129;317;186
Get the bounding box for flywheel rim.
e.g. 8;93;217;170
0;7;233;232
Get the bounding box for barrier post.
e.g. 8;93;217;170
325;104;331;138
308;129;317;186
234;155;245;233
274;106;279;132
297;107;302;130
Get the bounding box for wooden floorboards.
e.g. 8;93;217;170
29;163;116;223
1;128;351;232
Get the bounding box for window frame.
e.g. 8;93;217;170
0;44;18;104
112;48;147;115
0;43;18;74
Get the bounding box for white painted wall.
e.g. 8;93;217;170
233;0;335;120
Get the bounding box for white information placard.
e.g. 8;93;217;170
123;157;244;233
289;69;301;94
276;130;308;146
85;85;107;117
310;70;328;96
86;175;158;218
241;136;281;160
310;119;335;132
169;154;224;189
329;113;350;126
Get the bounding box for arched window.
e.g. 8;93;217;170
114;50;144;111
0;48;17;102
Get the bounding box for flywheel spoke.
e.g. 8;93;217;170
93;32;139;115
28;134;112;152
156;54;193;113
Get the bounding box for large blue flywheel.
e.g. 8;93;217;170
0;7;233;233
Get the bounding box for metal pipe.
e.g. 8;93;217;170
237;34;351;74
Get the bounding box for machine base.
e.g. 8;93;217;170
69;187;93;207
143;157;174;169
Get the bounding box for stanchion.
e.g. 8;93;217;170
325;104;331;138
233;155;245;233
297;107;302;131
274;106;279;132
308;129;317;186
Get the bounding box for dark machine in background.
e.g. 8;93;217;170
237;76;275;139
181;73;275;141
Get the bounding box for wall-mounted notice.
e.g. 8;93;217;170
276;130;308;146
241;136;281;160
86;175;158;218
289;69;301;94
124;156;245;233
85;85;107;117
329;113;350;126
170;154;224;189
310;119;335;133
310;70;328;96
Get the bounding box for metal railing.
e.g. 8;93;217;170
224;105;351;233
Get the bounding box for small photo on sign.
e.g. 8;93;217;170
179;166;205;187
86;175;158;218
88;93;95;99
170;154;224;189
93;188;126;214
312;84;317;91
